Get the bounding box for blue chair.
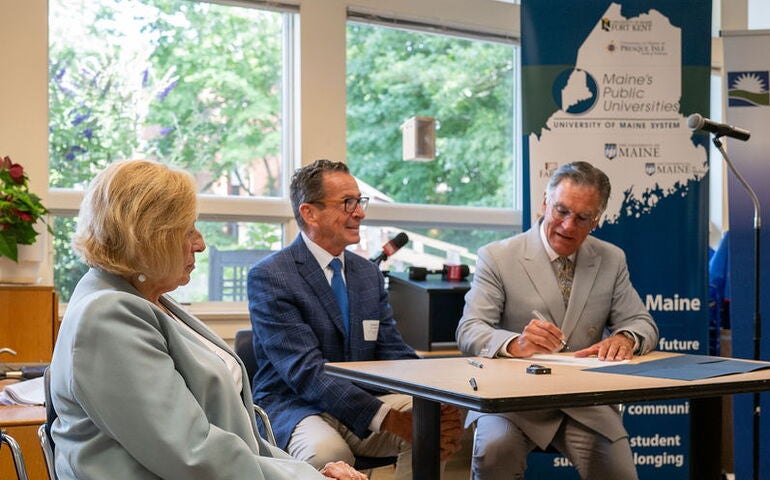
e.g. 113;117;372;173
233;329;397;473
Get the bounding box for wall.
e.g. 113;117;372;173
0;0;50;283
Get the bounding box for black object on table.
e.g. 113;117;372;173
387;272;470;351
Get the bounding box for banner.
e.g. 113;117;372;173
521;1;711;478
722;29;770;480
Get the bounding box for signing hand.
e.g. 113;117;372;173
573;334;635;361
320;461;368;480
506;318;566;357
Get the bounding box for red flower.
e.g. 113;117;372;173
0;154;50;262
14;210;33;222
8;163;24;184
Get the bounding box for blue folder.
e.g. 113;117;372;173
584;354;770;381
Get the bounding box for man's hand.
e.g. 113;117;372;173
381;408;413;443
320;461;368;480
573;333;635;361
382;405;464;460
506;318;566;357
439;404;464;460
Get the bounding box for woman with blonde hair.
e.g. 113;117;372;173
50;159;366;480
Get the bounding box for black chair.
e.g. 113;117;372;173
38;367;56;480
232;329;397;473
208;247;272;301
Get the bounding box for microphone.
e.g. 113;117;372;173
687;113;751;141
370;232;409;265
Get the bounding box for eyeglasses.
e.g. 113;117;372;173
312;196;370;213
548;200;599;228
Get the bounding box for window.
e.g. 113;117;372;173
346;22;516;209
346;18;519;264
48;0;296;302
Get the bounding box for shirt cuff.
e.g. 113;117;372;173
369;403;390;433
615;330;640;353
497;334;520;357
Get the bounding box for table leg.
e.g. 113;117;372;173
412;397;441;480
690;396;722;480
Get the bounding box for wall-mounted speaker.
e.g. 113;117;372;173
401;116;436;161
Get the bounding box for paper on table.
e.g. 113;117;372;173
526;353;629;368
0;376;45;405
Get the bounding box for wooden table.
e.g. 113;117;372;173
1;380;46;479
325;352;770;480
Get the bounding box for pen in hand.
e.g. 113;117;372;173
532;309;568;350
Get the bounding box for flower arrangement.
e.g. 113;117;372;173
0;155;49;262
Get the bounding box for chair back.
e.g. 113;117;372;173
40;367;57;480
233;328;277;445
234;328;258;382
233;328;397;471
208;247;272;301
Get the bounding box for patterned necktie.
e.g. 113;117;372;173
329;258;349;334
556;257;574;307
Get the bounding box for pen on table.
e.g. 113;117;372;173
532;309;568;349
467;359;484;369
469;377;478;391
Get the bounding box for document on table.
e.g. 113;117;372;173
0;376;45;405
523;353;629;369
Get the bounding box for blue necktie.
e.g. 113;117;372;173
329;258;349;335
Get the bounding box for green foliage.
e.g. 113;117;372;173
49;0;283;194
347;24;516;248
346;24;514;209
0;156;49;261
52;217;89;302
48;0;287;300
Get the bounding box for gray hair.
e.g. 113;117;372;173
546;161;611;212
290;159;350;229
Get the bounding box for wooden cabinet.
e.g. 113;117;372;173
0;285;57;362
1;285;57;479
0;402;47;480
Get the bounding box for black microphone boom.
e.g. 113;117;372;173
370;232;409;265
687;113;751;141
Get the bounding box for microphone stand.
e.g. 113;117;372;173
713;136;762;480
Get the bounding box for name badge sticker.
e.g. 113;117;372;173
363;320;380;341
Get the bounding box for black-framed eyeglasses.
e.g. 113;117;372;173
548;200;599;228
312;196;370;213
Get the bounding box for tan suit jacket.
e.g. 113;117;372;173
456;226;658;448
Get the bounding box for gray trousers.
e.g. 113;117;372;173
471;413;638;480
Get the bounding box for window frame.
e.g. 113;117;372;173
45;0;523;318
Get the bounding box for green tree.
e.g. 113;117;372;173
48;0;286;301
347;24;516;247
347;24;514;207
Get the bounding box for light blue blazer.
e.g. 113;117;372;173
456;226;659;448
50;268;325;479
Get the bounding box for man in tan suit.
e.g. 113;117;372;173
456;161;658;480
